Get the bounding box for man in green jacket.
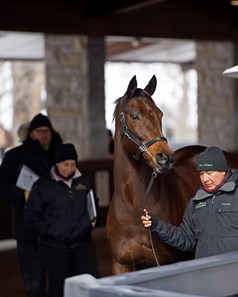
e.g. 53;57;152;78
141;146;238;258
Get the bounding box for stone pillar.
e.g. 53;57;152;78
234;43;238;151
87;38;107;158
45;35;107;159
195;41;237;151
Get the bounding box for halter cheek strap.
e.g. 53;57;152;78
120;111;167;161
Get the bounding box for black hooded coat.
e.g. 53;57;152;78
0;131;62;241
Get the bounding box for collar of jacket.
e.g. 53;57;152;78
193;181;236;201
50;166;82;183
193;170;238;202
24;136;46;152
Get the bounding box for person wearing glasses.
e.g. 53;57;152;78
0;113;62;297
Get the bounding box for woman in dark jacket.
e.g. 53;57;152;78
24;143;99;297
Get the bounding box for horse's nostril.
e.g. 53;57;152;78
156;153;169;165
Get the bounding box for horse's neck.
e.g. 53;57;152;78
114;144;156;196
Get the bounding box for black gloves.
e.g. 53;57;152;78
148;213;158;231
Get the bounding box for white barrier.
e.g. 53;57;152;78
0;239;16;251
64;251;238;297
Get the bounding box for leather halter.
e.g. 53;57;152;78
120;97;167;161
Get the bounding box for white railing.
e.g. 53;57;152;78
65;251;238;297
0;239;16;251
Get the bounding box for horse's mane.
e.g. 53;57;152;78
112;88;153;122
112;97;122;121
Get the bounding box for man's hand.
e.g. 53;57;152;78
141;209;152;228
141;209;158;229
24;191;30;202
91;218;97;228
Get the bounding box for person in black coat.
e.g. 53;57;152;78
24;143;99;297
0;113;62;297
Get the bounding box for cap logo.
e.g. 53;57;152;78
198;163;213;167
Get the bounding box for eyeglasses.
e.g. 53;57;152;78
34;128;51;134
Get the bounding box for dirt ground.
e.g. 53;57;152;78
0;227;112;297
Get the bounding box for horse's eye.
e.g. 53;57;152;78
131;114;139;120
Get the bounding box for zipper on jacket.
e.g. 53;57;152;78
69;189;73;199
210;194;215;255
211;195;215;205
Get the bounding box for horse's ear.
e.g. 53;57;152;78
144;75;157;95
125;75;137;97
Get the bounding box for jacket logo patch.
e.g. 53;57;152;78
75;183;86;190
195;201;206;209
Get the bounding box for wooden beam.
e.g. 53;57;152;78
109;0;167;15
0;0;237;41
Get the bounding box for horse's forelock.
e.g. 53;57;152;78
134;88;151;98
113;89;153;121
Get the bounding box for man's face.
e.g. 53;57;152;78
30;126;52;149
199;171;226;191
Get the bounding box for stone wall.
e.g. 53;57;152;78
45;35;107;159
195;41;237;151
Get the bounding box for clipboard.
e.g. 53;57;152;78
87;189;97;221
16;165;39;191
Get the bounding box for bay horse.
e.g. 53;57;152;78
106;75;238;274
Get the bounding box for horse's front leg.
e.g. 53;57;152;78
111;257;135;275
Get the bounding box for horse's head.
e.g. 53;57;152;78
114;75;175;173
